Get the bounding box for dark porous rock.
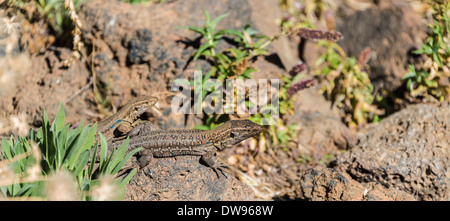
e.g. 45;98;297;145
335;1;426;91
124;156;255;201
127;29;153;65
298;167;415;201
333;102;450;200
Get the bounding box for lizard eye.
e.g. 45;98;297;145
230;132;235;138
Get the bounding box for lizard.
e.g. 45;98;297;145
96;95;158;143
106;119;265;177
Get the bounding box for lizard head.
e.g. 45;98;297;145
127;96;159;119
214;119;264;149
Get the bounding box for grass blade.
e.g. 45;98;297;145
89;143;98;180
99;132;108;170
73;150;90;177
111;147;142;175
51;102;65;134
119;168;137;188
109;138;130;171
1;137;12;159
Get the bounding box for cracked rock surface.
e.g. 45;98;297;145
333;102;450;200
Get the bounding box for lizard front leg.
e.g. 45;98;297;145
136;148;154;169
200;149;229;179
112;120;160;143
127;120;160;136
115;120;133;137
115;117;158;137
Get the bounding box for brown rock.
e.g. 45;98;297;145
76;0;291;201
298;166;415;201
77;0;290;129
124;156;255;201
335;1;426;91
333;102;450;200
289;88;355;159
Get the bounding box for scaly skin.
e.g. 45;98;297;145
96;96;158;143
108;120;265;177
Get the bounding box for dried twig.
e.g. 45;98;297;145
63;0;84;67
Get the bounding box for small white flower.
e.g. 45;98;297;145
3;16;20;35
46;170;80;201
26;164;41;181
9;113;29;137
91;175;121;201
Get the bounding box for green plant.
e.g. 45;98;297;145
184;11;273;130
402;64;442;99
7;0;85;36
279;0;336;35
185;11;316;149
0;103;140;200
316;40;383;127
186;10;271;82
247;73;304;147
403;0;450;102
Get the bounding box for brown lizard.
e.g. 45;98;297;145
107;119;264;177
96;95;158;143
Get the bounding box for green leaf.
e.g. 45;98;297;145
206;114;216;125
186;26;206;36
241;68;257;79
423;44;433;54
1;137;12;159
107;138;130;174
193;43;212;61
210;13;228;31
407;79;414;92
119;168;138;188
41;107;49;163
216;53;231;67
99;132;108;171
222;28;243;38
227;48;245;58
213;33;224;41
66;124;96;169
51;102;65;134
203;68;215;83
432;51;443;66
65;121;85;162
72;150;91;177
424;79;438;88
217;65;227;79
204;9;211;27
89;143;99;180
402;71;416;80
67;121;84;143
15;184;35;197
412;48;424;54
111;147;142;175
254;38;269;49
55;124;69;168
194;124;210;130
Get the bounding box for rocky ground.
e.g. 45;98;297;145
0;0;448;200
